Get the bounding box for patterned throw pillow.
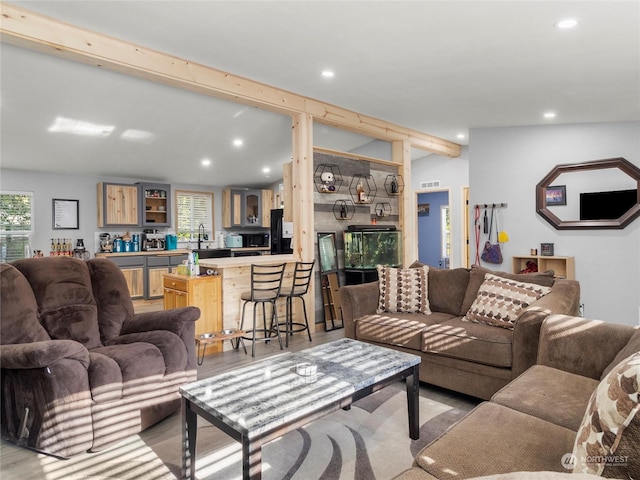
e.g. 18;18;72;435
376;265;431;315
463;273;551;329
572;352;640;475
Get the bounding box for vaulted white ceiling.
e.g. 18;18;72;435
1;1;638;187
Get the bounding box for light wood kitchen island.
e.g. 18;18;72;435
198;254;313;349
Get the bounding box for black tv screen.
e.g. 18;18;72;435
580;189;637;220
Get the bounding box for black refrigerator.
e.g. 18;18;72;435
270;209;293;254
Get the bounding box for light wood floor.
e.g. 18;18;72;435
1;301;478;478
131;298;346;377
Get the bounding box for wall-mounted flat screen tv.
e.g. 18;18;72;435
579;189;637;220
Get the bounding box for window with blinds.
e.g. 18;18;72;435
176;191;214;241
1;191;34;262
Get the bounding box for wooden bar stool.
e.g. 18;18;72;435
278;260;315;347
239;263;286;357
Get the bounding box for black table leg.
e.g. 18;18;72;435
196;340;206;366
182;397;197;480
406;363;420;440
242;437;262;480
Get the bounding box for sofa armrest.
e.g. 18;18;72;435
0;340;89;370
537;314;637;379
339;281;380;338
510;279;581;378
121;307;199;370
121;306;200;337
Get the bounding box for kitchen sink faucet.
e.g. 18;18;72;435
197;223;205;250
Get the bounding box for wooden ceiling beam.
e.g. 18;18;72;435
1;3;460;158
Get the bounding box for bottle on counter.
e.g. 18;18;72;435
188;252;199;276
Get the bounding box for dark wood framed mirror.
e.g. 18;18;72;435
536;157;640;230
317;232;343;331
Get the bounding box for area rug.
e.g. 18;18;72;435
3;382;475;480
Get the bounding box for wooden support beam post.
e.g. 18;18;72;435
291;113;316;331
393;140;416;266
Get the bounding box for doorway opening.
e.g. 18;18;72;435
416;189;451;268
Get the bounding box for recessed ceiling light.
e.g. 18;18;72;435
322;70;335;78
233;138;243;147
201;158;211;166
262;167;271;174
555;18;579;29
48;116;114;137
544;112;557;119
456;133;466;140
121;129;154;144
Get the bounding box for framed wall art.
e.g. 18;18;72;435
417;203;430;216
545;185;566;206
52;198;79;229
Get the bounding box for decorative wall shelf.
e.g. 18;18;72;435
314;164;343;193
375;202;392;217
384;174;404;196
333;200;355;220
349;174;377;204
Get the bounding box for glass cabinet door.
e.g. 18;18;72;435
244;192;261;226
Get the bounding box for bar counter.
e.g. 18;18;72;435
198;254;307;344
197;253;296;269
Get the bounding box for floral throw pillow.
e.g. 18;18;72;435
376;265;431;315
463;273;551;329
572;352;640;475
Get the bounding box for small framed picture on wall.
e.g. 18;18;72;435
417;203;430;216
52;198;79;229
545;185;566;206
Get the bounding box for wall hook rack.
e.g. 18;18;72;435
474;203;508;209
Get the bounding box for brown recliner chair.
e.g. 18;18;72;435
0;256;200;458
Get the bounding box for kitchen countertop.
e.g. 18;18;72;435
198;254;296;269
95;249;190;258
95;247;271;258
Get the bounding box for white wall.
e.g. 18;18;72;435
469;121;639;325
0;169;224;254
411;146;470;268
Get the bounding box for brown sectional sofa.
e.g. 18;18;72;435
340;264;581;400
393;314;640;480
0;257;200;457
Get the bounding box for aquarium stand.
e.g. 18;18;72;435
344;268;379;285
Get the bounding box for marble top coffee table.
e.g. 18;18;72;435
180;337;421;480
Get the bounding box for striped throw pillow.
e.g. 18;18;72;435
463;273;551;329
376;265;431;315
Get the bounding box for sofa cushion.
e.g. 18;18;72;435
0;263;50;344
106;331;188;374
463;273;551;330
492;365;599;431
572;352;640;476
87;258;135;343
377;265;431;315
422;317;513;368
414;402;576;478
410;262;470;315
461;265;555;316
90;342;165;397
428;267;471;316
88;351;124;403
356;312;452;350
12;257;102;349
601;327;640;379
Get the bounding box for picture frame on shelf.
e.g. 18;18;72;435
540;243;554;256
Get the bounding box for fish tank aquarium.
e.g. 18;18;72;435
343;225;402;271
